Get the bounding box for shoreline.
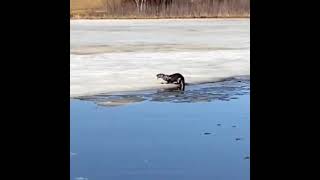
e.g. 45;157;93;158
70;16;250;20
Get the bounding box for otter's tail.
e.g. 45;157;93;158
178;77;185;91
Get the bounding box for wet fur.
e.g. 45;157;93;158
157;73;185;91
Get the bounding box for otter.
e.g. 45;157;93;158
156;73;185;91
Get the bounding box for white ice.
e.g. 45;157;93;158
70;19;250;97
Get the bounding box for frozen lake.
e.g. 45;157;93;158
70;19;250;97
70;19;250;180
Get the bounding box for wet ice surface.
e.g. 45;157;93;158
70;19;249;97
76;76;249;107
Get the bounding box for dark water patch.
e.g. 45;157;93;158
71;88;250;180
71;93;250;180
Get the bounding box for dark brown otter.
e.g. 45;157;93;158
156;73;185;91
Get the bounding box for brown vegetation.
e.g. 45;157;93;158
70;0;250;19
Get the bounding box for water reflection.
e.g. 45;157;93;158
77;77;249;107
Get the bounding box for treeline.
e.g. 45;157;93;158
71;0;250;19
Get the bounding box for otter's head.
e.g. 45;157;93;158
156;73;165;79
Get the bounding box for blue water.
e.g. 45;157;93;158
71;80;250;180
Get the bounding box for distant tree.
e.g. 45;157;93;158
127;0;172;13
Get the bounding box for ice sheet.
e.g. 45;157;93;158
70;19;250;97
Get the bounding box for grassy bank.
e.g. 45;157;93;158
70;0;250;19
